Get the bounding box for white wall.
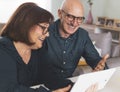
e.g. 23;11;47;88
0;0;51;23
1;0;120;23
104;0;120;19
81;0;107;23
88;0;120;23
51;0;63;20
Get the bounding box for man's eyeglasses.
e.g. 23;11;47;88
37;24;48;35
62;10;85;23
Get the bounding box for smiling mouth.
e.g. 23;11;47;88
39;37;45;41
67;25;76;31
70;25;75;29
67;23;76;29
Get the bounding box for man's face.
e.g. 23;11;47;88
58;8;84;36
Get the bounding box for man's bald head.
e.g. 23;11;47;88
60;0;84;16
57;0;85;37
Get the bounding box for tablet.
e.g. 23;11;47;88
70;68;116;92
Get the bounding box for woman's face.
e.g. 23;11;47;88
29;23;49;49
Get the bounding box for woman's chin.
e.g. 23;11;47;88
39;45;42;49
32;44;42;50
38;44;43;49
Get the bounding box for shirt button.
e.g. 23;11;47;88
61;70;64;73
63;51;66;53
63;62;66;64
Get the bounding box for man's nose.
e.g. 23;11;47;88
72;18;79;26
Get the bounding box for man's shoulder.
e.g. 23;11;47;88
77;27;88;33
76;27;88;37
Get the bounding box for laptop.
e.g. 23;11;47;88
70;68;116;92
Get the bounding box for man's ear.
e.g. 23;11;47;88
58;9;62;18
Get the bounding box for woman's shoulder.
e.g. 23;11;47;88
0;37;12;48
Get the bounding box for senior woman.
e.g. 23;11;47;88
0;2;73;92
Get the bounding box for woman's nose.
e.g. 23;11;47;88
45;31;49;37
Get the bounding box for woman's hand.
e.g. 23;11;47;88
85;83;98;92
52;85;71;92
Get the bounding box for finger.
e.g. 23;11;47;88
99;61;105;67
53;85;71;92
85;83;98;92
94;67;101;71
93;54;109;71
100;63;105;66
92;83;98;92
99;54;109;66
93;64;105;71
62;85;71;91
103;54;109;62
94;83;98;92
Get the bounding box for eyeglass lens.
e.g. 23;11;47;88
62;10;85;23
37;24;48;34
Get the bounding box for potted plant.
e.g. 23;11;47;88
87;0;93;5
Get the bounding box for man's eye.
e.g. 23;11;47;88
67;14;74;19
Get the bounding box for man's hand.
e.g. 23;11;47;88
93;54;109;71
52;85;71;92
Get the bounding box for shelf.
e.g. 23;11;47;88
80;24;120;44
97;25;120;44
112;40;119;43
97;26;120;32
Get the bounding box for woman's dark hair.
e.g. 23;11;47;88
1;2;54;45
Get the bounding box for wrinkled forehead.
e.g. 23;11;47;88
65;8;84;17
61;0;84;17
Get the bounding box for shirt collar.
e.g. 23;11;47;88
53;19;77;40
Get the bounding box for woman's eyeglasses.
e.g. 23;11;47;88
37;24;48;35
62;10;85;23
